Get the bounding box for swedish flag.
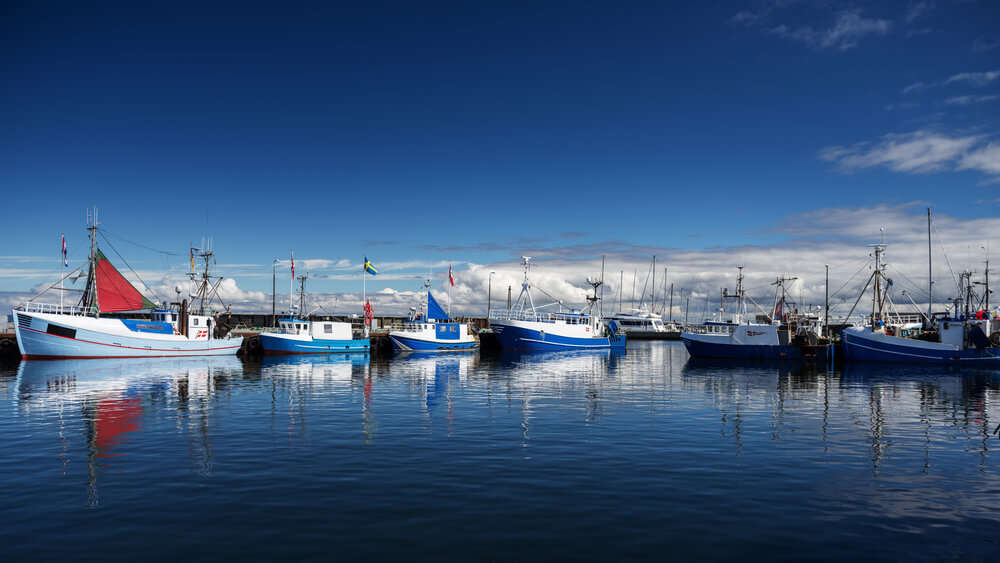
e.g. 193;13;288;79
364;256;377;276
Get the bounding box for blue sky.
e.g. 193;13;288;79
2;1;998;315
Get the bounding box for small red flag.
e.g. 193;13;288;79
449;264;454;287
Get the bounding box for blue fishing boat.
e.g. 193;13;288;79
841;242;999;366
388;290;477;352
259;271;369;355
488;257;626;351
259;318;369;354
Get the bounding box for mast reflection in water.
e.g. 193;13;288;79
1;342;998;561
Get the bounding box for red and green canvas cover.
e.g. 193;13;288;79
95;250;156;312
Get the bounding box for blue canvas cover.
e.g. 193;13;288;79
427;292;449;321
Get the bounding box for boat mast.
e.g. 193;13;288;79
668;283;674;323
618;270;623;313
824;264;829;339
599;255;605;318
298;273;308;319
737;266;744;323
872;244;885;330
651;255;656;314
189;243;218;315
661;267;668;315
983;254;990;312
81;207;99;316
927;208;933;320
514;256;536;314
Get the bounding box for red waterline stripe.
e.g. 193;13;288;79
23;353;238;360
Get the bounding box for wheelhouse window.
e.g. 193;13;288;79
193;318;199;326
324;324;332;334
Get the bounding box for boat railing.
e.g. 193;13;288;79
17;302;90;316
490;309;592;325
684;323;736;335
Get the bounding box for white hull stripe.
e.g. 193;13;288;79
517;337;609;349
847;338;1000;362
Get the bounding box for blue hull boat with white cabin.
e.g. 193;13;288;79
258;270;369;355
388;290;477;352
488;257;626;351
841;240;1000;366
259;319;369;354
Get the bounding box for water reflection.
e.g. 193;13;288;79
679;357;1000;474
257;354;371;443
4;344;1000;526
16;357;243;506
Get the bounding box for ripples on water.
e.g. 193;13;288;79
1;342;998;561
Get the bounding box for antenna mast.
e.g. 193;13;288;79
80;207;100;315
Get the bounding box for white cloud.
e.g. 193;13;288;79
903;2;931;24
900;69;999;95
944;95;1000;106
767;10;891;51
730;10;763;25
958;143;1000;175
944;70;1000;87
820;130;992;176
4;204;997;322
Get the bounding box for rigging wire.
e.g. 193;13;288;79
100;229;181;256
931;221;959;294
828;258;873;303
25;266;84;303
887;265;929;303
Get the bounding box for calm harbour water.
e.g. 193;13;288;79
2;341;999;562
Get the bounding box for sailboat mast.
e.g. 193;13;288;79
661;267;667;315
618;270;623;312
668;283;674;322
651;255;655;314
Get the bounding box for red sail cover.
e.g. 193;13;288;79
95;250;156;312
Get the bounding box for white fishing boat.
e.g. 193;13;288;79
12;210;243;359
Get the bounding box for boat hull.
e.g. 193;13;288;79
681;334;802;360
388;332;477;352
259;333;370;355
14;311;242;359
842;327;1000;366
490;320;626;351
